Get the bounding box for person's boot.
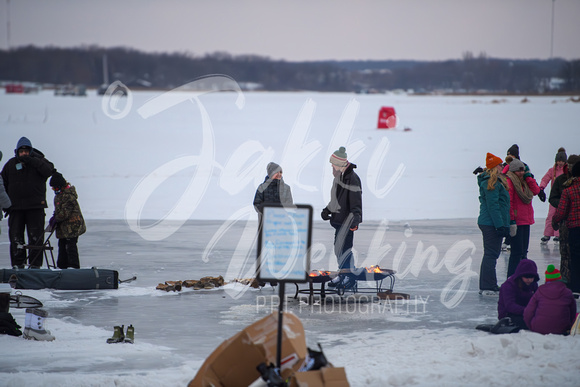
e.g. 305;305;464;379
124;325;134;344
107;325;125;343
327;275;343;288
23;308;55;341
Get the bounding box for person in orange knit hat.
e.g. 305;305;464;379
523;265;577;334
477;152;511;294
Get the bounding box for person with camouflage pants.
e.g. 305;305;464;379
49;172;86;269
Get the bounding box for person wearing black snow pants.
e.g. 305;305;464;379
49;172;86;269
552;161;580;293
1;137;55;269
321;147;362;290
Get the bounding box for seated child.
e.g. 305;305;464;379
524;265;577;335
498;258;539;329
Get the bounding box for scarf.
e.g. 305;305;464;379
498;174;508;190
506;171;533;204
563;176;578;188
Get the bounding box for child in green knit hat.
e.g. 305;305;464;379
523;264;577;335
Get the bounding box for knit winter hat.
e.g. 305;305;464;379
330;147;348;167
485;153;503;169
555;147;567;163
50;172;67;189
508;159;525;172
507;144;519;159
545;264;562;282
266;162;282;178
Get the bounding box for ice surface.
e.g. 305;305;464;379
1;220;579;386
1;90;579;386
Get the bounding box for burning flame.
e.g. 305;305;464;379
365;265;383;273
309;270;331;277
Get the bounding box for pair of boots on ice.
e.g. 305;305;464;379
107;324;134;344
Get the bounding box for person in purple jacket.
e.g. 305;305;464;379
523;265;577;335
498;258;539;329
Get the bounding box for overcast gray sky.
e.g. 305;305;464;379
2;0;579;61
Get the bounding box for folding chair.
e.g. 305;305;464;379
20;227;57;269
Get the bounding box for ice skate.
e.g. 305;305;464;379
479;286;500;296
540;236;550;245
23;308;55;341
107;325;125;343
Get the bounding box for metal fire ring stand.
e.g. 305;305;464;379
294;268;396;304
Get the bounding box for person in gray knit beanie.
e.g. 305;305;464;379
266;162;282;179
253;162;293;223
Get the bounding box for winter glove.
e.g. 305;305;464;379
321;208;331;221
496;227;510;238
18;155;41;168
509;224;517;237
538;189;546;202
47;216;57;232
472;166;484;175
552;221;559;231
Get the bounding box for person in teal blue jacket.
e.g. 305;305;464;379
478;152;511;293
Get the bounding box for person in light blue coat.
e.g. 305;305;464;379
477;153;511;293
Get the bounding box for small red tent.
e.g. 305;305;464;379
377;106;396;129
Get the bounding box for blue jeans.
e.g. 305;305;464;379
478;224;502;290
331;222;355;271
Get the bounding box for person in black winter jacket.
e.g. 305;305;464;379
0;151;12;235
253;162;293;224
1;137;55;268
549;154;580;285
321;147;363;289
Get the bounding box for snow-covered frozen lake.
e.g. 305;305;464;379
1;87;579;386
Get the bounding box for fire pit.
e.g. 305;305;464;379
336;265;396;295
293;270;338;303
293;266;396;300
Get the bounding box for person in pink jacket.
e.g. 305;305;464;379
523;264;577;335
505;158;541;277
539;147;567;245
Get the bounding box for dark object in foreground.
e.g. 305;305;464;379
475;317;521;334
257;362;286;387
1;268;119;290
